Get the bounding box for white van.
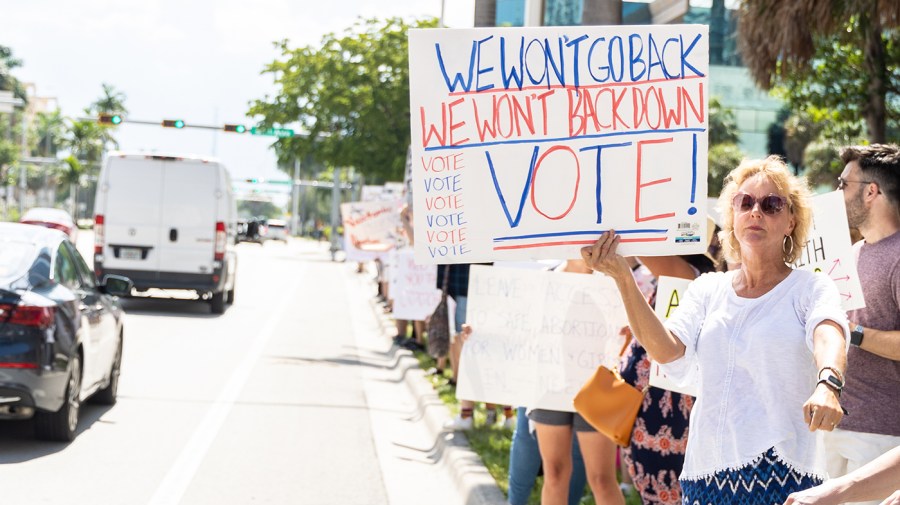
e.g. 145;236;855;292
93;152;238;313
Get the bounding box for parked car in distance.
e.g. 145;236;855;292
20;207;78;243
265;219;289;243
0;223;132;441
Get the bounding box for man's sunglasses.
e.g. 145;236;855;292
732;193;789;215
837;177;877;191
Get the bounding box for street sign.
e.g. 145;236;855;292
250;126;294;138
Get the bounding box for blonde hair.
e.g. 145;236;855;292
716;156;812;265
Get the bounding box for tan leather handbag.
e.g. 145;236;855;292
573;339;647;446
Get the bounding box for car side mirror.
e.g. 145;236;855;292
100;275;133;296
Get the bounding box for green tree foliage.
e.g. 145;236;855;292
772;23;898;143
737;2;899;142
0;44;25;99
707;98;744;196
238;199;283;220
708;97;740;146
708;143;745;196
249;17;438;183
88;83;128;116
31;110;67;157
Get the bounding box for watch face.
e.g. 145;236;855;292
826;375;843;389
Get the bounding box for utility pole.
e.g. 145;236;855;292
329;168;341;261
291;158;301;235
18;107;29;218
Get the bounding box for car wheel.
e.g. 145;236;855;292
35;354;82;442
226;283;235;304
210;290;226;314
93;338;122;405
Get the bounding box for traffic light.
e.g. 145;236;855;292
224;124;247;134
162;119;185;129
246;178;259;183
98;114;123;125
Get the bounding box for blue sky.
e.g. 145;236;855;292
1;0;474;200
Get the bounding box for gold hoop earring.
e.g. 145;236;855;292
783;235;794;257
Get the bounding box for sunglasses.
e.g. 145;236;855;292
732;193;789;215
837;177;876;191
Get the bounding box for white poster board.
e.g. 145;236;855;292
649;275;698;396
388;249;442;321
409;25;710;264
340;200;403;261
791;191;865;311
456;265;627;411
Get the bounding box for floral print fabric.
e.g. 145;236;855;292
619;340;693;505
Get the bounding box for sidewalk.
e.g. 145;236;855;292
347;264;507;505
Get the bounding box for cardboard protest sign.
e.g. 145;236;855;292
409;25;710;264
456;265;627;411
340;200;403;261
791;191;864;311
388;249;442;321
649;275;698;396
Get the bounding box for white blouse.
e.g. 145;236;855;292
660;269;849;480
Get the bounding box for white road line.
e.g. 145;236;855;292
148;268;305;505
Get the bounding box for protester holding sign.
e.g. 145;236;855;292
824;144;900;505
527;259;625;505
617;253;717;505
582;157;849;504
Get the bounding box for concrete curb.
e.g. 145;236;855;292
365;289;507;505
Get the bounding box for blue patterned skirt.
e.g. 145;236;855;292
680;448;823;505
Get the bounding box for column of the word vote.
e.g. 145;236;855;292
421;152;471;259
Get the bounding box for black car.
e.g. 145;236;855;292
0;223;132;441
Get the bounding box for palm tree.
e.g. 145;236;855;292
31;110;66;158
89;83;128;116
737;0;900;142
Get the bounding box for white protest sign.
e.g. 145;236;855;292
340;200;403;261
791;191;864;311
649;275;698;396
389;249;442;321
456;265;627;411
409;25;710;264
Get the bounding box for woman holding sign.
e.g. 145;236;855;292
581;157;849;504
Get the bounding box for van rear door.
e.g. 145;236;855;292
159;159;218;274
103;157;164;273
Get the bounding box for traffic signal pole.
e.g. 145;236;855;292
291;158;301;236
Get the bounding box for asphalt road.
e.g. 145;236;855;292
0;235;463;505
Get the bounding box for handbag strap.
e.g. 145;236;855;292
614;334;650;395
617;334;633;358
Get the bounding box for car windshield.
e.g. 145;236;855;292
0;240;37;286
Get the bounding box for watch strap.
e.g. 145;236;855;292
818;377;843;397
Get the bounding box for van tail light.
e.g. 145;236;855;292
94;214;105;254
0;303;54;329
214;222;226;261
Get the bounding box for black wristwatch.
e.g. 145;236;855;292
818;367;845;397
850;324;864;347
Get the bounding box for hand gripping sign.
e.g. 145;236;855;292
409;24;710;263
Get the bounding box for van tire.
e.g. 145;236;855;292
210;291;226;314
226;285;235;304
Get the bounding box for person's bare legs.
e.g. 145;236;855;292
535;423;575;505
413;321;426;345
577;431;625;505
395;319;409;340
449;332;463;380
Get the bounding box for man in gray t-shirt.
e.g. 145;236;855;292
826;144;900;505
